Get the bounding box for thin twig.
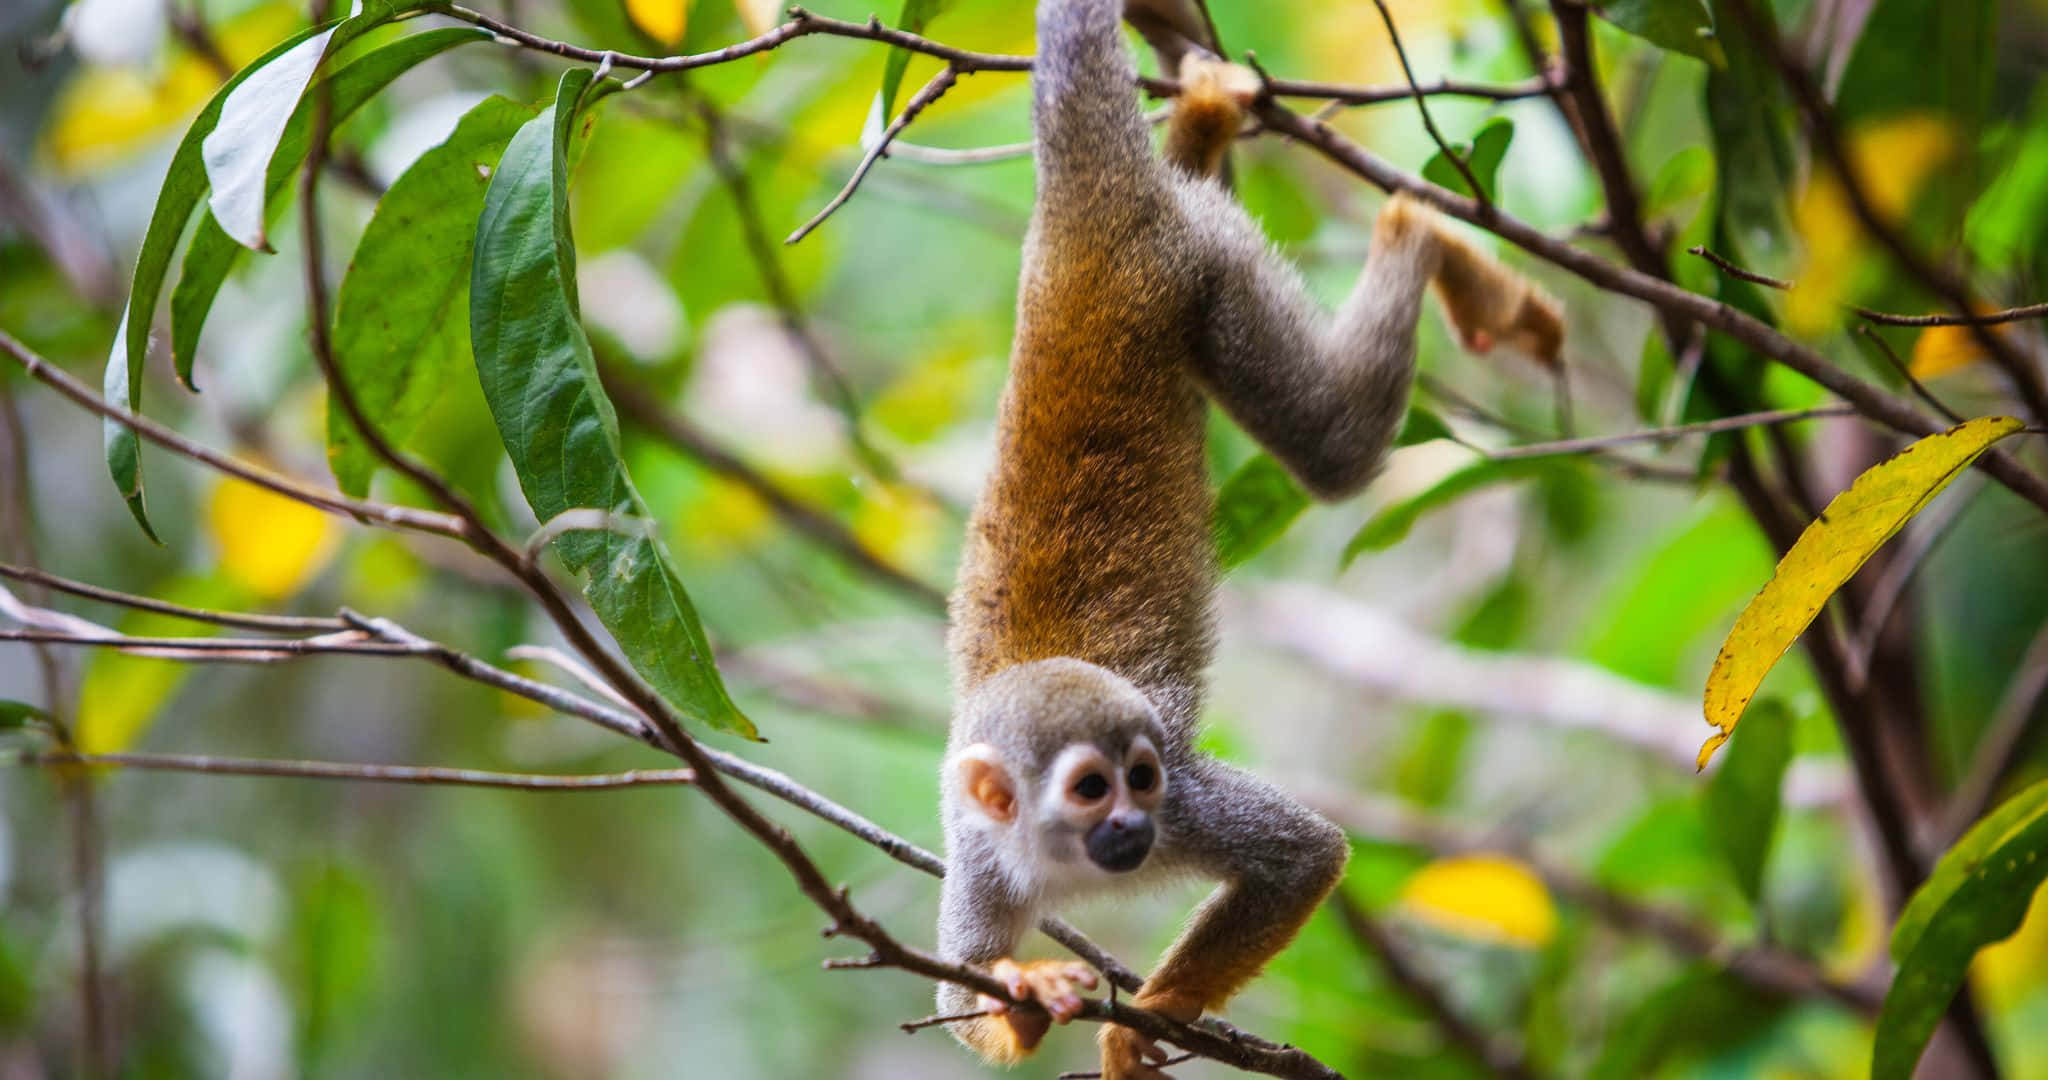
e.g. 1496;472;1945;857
899;1009;990;1034
1487;405;1856;461
0;628;413;658
18;751;698;790
1366;0;1487;208
1687;245;1794;291
1853;302;2048;328
1856;325;1966;426
0;563;347;633
788;66;960;244
1060;1053;1199;1079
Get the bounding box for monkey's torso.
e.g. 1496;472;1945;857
948;195;1218;735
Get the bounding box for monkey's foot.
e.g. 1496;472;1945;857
1178;54;1261;110
1098;1022;1177;1080
978;959;1100;1051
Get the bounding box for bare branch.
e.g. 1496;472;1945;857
0;563;346;634
1687;245;1794;291
789;66;960;244
1364;0;1487;208
1854;302;2048;328
1855;325;1966;427
1487;405;1856;461
18;750;697;790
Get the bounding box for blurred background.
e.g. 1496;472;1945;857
4;0;2048;1075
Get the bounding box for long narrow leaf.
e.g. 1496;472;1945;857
171;26;490;387
327;96;536;497
470;69;753;739
1698;417;2023;768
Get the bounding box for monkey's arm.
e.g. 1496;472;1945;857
1099;761;1349;1074
937;838;1099;1063
1183;190;1562;498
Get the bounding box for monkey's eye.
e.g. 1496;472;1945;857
1073;773;1110;800
1127;763;1157;792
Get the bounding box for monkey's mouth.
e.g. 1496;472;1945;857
1085;818;1154;873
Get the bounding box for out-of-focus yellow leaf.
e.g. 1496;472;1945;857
77;575;242;754
1972;882;2048;1012
1786;113;1957;335
852;483;944;566
677;477;773;557
1699;417;2023;768
624;0;688;46
1399;853;1557;948
43;3;300;174
206;473;340;600
1909;315;2020;380
732;0;781;36
870;346;971;444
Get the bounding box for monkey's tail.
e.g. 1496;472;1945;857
1033;0;1154;190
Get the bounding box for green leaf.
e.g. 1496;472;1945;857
1875;779;2048;1079
200;20;343;252
1699;698;1791;905
1213;455;1309;570
1342;458;1557;565
1592;0;1725;67
106;20;336;541
328;96;537;497
878;0;951;122
1421;118;1513;203
1395;405;1453;448
1699;417;2025;769
0;700;48;730
172;26;490;389
1705;8;1795;271
470;70;753;739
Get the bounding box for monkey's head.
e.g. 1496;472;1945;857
946;659;1169;886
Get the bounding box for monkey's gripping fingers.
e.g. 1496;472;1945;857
1098;1022;1177;1080
978;959;1099;1050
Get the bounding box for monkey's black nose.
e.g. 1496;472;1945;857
1086;813;1154;873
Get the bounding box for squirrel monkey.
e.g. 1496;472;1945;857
938;1;1564;1076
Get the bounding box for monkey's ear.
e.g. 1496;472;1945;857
951;744;1018;825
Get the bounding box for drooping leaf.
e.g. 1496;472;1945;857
1699;699;1791;905
171;26;491;387
1342;458;1559;565
1698;417;2024;768
878;0;951;123
1875;779;2048;1079
1593;0;1725;68
0;701;48;731
328;96;537;497
107;19;338;541
1421;118;1513;203
1213;455;1309;570
470;69;752;738
200;18;344;252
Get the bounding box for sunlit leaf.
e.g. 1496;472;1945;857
1592;0;1725;67
1699;699;1791;905
1399;854;1558;948
171;26;491;388
105;17;338;541
471;69;753;738
623;0;688;46
878;0;951;122
328;95;537;497
1875;779;2048;1079
206;474;340;600
1342;458;1557;565
1421;118;1512;203
1699;417;2024;768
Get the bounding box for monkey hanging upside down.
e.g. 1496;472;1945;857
937;2;1564;1076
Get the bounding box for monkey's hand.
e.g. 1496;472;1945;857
977;958;1100;1052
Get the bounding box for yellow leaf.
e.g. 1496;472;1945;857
625;0;689;46
677;477;773;557
206;474;340;600
1972;882;2048;1012
1909;315;2019;380
1399;854;1557;948
732;0;781;36
1699;417;2025;768
42;3;300;174
1786;113;1957;336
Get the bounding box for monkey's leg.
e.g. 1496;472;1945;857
1182;191;1560;497
1096;760;1349;1079
1162;56;1258;179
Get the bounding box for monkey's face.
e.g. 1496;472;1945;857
1041;735;1165;874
